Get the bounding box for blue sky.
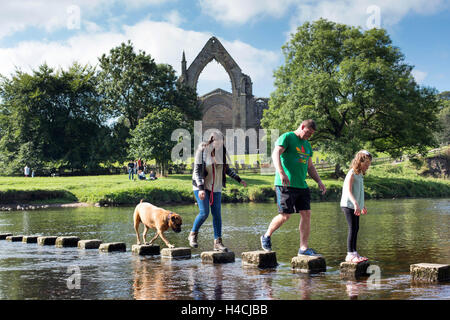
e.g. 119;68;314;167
0;0;449;97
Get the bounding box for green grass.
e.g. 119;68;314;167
0;158;449;206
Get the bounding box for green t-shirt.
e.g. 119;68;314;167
274;132;313;189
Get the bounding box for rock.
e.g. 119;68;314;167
410;263;450;282
423;156;449;179
0;233;13;240
160;247;191;259
22;236;40;243
55;236;81;248
201;251;235;264
78;239;103;249
340;260;370;279
99;242;126;252
6;235;23;242
37;236;58;246
291;255;326;273
241;251;278;269
132;244;160;255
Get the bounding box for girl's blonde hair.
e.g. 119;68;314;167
351;150;372;175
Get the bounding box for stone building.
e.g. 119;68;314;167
178;36;269;135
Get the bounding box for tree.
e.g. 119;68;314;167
97;41;200;130
128;108;190;176
262;19;441;176
438;91;450;101
436;91;450;145
0;63;108;174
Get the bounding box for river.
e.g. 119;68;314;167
0;198;449;300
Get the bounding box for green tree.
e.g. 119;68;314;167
436;91;450;145
438;91;450;101
128;108;190;176
97;41;199;130
0;63;108;174
262;19;440;176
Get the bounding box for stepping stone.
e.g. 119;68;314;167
0;233;13;240
132;244;160;255
6;235;23;242
241;250;278;269
340;260;371;279
22;236;40;243
201;251;235;264
55;236;80;248
37;236;58;246
78;239;103;249
410;263;450;282
291;255;326;274
161;247;191;259
99;242;126;252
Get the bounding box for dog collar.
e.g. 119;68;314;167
167;212;173;223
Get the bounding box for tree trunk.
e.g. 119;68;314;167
334;163;346;179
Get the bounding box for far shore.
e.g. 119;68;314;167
0;202;93;211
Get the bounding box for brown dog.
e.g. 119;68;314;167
133;200;182;248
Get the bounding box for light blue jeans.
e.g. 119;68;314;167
192;190;222;239
128;168;134;180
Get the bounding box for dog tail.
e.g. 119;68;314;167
140;199;144;203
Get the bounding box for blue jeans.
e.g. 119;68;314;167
128;169;134;180
192;190;222;239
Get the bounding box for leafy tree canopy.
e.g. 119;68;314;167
262;19;441;173
128;108;190;176
97;41;199;131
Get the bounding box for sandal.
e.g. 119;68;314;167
345;255;366;263
356;253;368;261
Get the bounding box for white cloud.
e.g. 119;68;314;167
0;0;175;40
290;0;447;30
0;19;280;97
198;0;448;30
198;0;296;24
0;0;110;39
163;10;185;26
412;69;428;84
124;0;173;9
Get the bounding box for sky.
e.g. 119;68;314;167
0;0;449;98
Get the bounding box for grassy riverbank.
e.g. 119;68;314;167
0;160;449;208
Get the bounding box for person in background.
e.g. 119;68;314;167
24;165;30;177
128;160;135;180
149;171;157;180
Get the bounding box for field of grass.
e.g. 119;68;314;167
0;158;449;207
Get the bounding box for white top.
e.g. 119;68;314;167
204;159;223;193
340;168;365;209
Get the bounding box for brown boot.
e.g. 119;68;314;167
214;237;228;252
188;232;198;248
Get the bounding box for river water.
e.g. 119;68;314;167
0;198;449;300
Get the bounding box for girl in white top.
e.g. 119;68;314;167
340;150;372;263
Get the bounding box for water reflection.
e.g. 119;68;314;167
0;198;449;300
132;257;176;300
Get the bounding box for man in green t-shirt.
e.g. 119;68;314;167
261;119;327;256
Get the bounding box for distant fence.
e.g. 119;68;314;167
31;145;449;177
